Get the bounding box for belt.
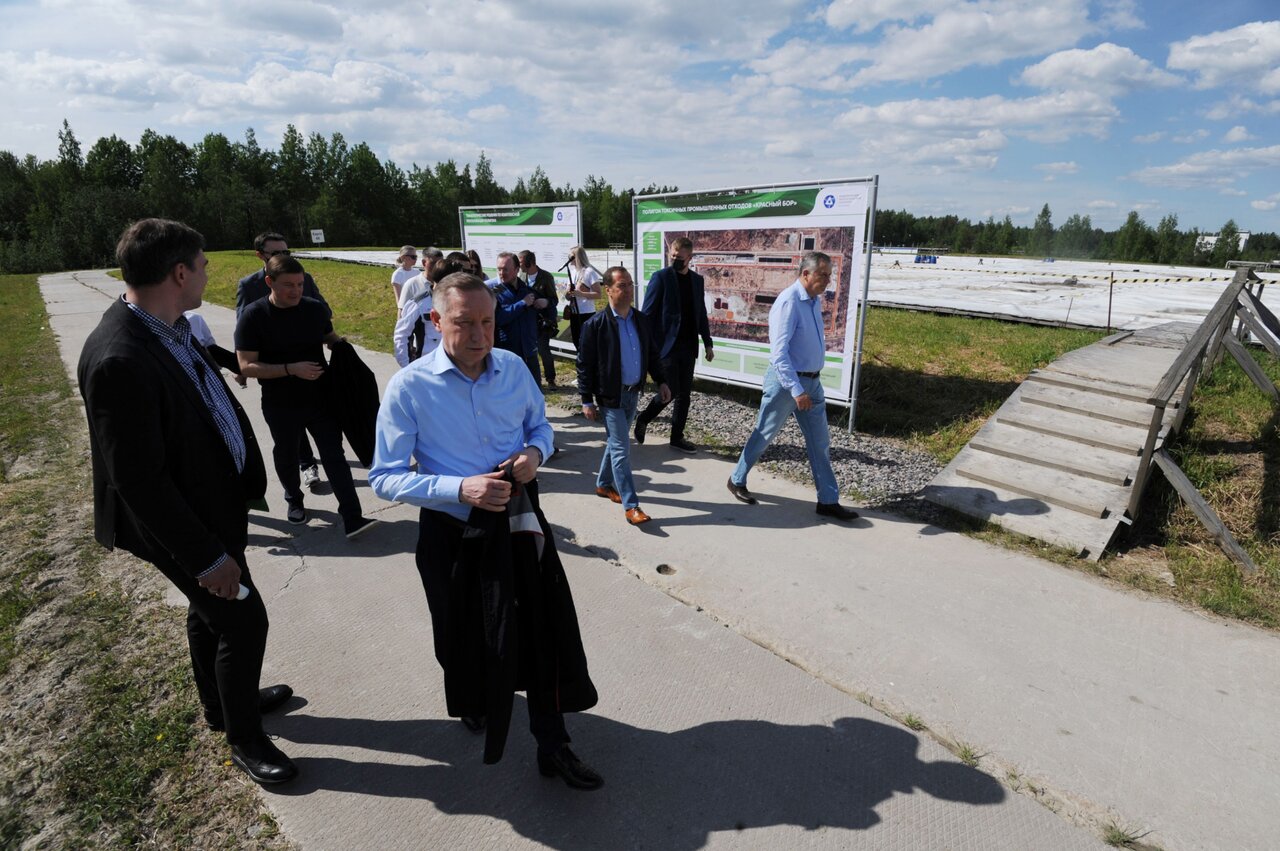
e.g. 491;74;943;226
797;370;821;378
621;382;643;393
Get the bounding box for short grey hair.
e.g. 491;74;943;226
800;251;831;273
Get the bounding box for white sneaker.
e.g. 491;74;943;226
301;465;321;492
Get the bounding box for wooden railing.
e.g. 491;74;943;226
1127;268;1275;573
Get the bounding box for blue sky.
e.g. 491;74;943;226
1;0;1277;234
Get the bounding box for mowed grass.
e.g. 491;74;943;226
1125;349;1280;626
856;308;1104;460
203;250;398;354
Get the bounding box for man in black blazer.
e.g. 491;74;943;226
634;236;714;453
577;267;670;525
78;218;297;785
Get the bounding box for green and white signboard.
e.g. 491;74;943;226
459;202;581;281
632;179;878;411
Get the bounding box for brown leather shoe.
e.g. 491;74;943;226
595;486;622;504
625;507;651;525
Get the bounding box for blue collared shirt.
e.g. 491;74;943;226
612;306;642;386
370;345;555;522
769;280;826;397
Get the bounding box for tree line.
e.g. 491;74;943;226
876;203;1278;268
1;122;1276;274
0;122;675;273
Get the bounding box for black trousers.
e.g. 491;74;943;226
154;551;268;746
569;310;594;351
298;433;318;470
638;342;698;441
263;399;362;526
536;328;557;384
415;508;569;755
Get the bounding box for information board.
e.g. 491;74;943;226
632;179;878;406
459;203;582;281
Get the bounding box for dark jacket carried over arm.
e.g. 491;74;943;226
575;308;667;408
423;480;597;764
325;340;380;467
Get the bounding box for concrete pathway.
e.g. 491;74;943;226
41;268;1280;849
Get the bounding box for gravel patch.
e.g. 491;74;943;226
553;378;946;516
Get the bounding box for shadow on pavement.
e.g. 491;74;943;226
266;701;1004;848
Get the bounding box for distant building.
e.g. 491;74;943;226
1196;231;1251;253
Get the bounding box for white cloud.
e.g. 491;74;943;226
850;0;1094;85
1222;125;1252;142
466;105;510;123
1204;95;1280;120
1087;200;1118;208
1249;200;1276;210
837;90;1118;145
1171;129;1210;143
1132;131;1164;143
764;138;812;158
1035;161;1079;174
1219;188;1248;197
1019;43;1180;97
1130;144;1280;189
824;0;945;32
1167;21;1280;93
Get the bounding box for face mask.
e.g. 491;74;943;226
671;256;686;272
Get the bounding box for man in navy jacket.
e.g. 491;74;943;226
634;237;714;452
577;267;670;525
490;251;547;384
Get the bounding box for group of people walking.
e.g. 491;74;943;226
77;218;859;796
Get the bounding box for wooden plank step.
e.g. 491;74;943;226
1042;356;1175;389
923;472;1121;560
1024;369;1156;403
997;403;1154;454
968;422;1136;485
953;452;1129;518
1018;383;1157;427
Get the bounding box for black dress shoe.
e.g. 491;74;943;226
726;478;757;505
669;436;697;453
537;746;604;790
259;684;294;714
816;502;860;521
206;684;296;731
634;415;649;445
461;715;486;734
230;736;298;785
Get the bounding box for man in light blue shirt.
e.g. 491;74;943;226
370;272;604;790
727;252;859;521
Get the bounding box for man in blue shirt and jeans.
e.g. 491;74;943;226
727;251;859;521
576;267;670;526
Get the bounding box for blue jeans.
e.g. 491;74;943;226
597;390;640;509
731;367;839;504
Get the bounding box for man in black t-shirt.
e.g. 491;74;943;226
235;255;378;540
236;231;330;492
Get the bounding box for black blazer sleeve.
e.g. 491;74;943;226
575;312;601;406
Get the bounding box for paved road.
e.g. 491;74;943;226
41;268;1280;849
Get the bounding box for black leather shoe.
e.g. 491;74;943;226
259;684;294;715
207;684;296;731
230;737;298;785
634;415;649;445
816;502;860;521
461;715;486;734
726;478;757;505
669;436;697;453
537;746;604;790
